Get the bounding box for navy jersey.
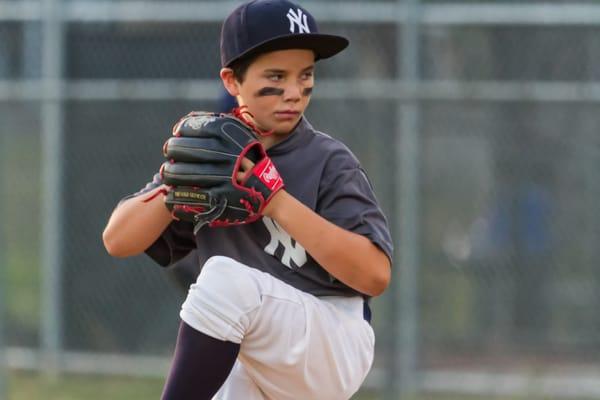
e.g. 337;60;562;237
128;117;393;297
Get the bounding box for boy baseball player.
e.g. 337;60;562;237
103;1;393;399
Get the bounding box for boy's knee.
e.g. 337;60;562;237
180;256;262;343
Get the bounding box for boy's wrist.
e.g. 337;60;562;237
262;189;286;219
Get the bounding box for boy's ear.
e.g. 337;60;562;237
220;68;240;97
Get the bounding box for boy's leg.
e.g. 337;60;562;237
238;291;375;400
161;254;261;400
161;321;239;400
212;360;266;400
177;255;374;400
159;255;265;398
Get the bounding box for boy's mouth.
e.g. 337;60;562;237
274;110;300;120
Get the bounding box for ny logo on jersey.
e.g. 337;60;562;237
263;217;307;269
286;8;310;34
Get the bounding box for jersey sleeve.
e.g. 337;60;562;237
120;173;197;267
316;151;393;263
144;220;196;267
118;172;163;203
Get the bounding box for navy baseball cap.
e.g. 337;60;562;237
220;0;349;67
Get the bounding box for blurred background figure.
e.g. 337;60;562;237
2;1;600;399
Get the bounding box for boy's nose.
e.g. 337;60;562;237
282;84;302;101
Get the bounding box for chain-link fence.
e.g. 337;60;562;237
2;0;600;399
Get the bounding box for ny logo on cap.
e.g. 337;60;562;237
286;8;310;34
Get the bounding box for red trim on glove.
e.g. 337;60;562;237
142;187;169;203
231;106;274;137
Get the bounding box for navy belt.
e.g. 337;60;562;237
363;300;372;323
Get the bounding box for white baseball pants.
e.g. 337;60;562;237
179;256;375;400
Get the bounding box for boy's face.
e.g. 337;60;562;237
221;49;315;135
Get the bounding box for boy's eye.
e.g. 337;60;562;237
302;71;314;80
269;74;283;82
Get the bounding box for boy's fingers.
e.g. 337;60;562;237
240;157;254;172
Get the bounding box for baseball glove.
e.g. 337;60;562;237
160;111;284;233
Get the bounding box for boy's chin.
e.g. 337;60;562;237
271;126;294;136
272;118;301;134
251;123;288;136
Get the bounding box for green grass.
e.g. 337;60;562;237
4;371;592;400
8;371;164;400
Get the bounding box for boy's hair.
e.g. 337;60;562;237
229;54;258;84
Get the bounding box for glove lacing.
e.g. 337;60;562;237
231;106;274;137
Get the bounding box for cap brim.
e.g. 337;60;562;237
225;34;349;66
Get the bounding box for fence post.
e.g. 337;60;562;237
41;0;65;378
0;126;7;400
389;0;422;398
